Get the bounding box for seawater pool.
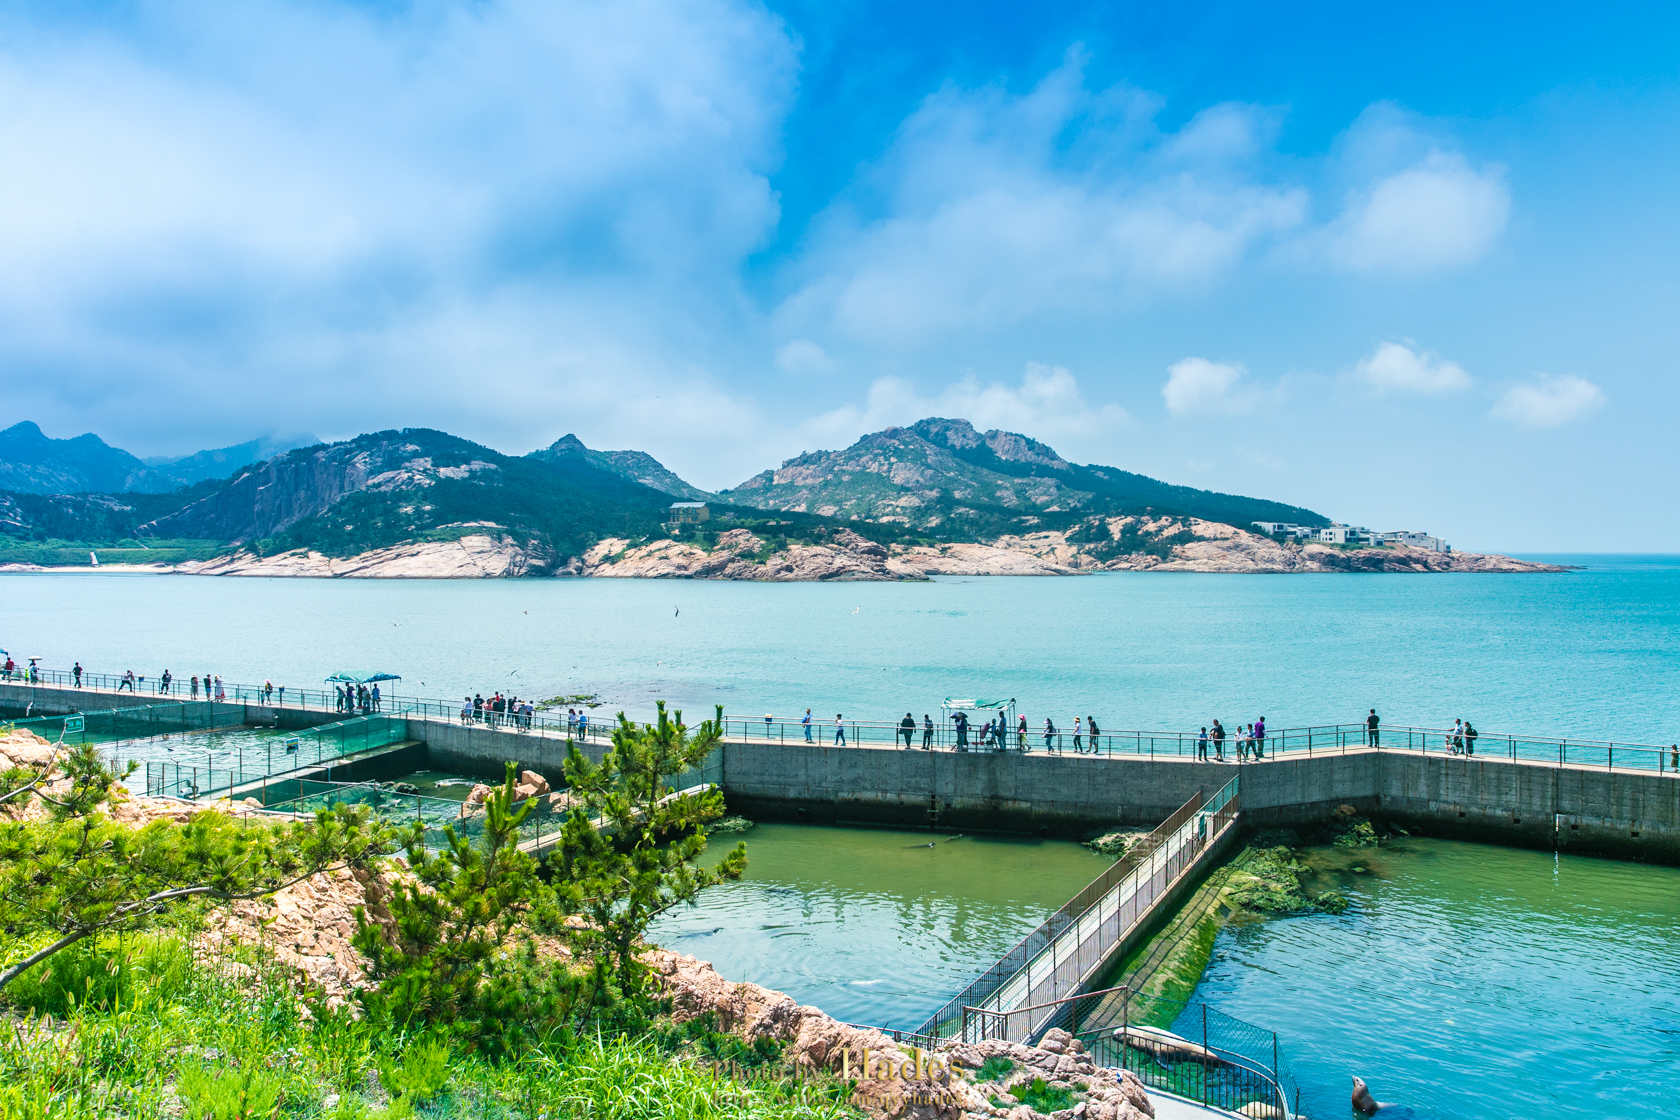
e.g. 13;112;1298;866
648;825;1679;1119
647;822;1111;1030
1193;838;1680;1119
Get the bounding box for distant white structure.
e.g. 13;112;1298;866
1253;521;1448;552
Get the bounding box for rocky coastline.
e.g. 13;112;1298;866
0;518;1565;579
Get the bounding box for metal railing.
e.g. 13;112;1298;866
260;748;725;854
914;776;1239;1042
2;699;250;745
143;713;410;800
10;665;1677;775
956;777;1241;1044
1074;988;1301;1119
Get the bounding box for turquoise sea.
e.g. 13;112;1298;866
5;560;1678;1116
1;556;1675;742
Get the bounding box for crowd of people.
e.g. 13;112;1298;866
1193;717;1267;761
458;692;536;731
336;682;382;714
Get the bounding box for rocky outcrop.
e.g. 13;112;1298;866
173;532;552;578
1085;517;1563;573
585;527;909;581
650;950;1156;1120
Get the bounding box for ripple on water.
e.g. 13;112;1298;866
647;822;1111;1028
1196;839;1680;1120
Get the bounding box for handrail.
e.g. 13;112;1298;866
7;666;1677;774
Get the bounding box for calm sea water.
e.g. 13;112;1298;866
1;556;1675;741
1198;838;1680;1120
647;822;1112;1029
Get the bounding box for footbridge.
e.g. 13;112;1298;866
913;775;1241;1044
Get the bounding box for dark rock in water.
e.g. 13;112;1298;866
393;783;420;794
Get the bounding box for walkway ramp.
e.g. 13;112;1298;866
916;774;1239;1043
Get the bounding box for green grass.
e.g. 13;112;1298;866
0;537;226;566
0;930;857;1120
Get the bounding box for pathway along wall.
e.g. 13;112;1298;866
10;677;1676;865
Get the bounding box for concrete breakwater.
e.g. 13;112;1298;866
7;680;1677;863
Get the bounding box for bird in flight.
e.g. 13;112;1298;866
852;606;860;615
675;607;680;617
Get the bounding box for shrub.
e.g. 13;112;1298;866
1016;1077;1076;1114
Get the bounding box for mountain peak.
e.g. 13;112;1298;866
908;416;1070;470
545;434;590;455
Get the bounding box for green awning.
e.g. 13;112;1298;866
942;697;1014;710
324;672;402;684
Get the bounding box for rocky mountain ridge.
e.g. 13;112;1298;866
721;417;1325;535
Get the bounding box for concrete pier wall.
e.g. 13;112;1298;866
12;677;1675;864
407;722;1680;862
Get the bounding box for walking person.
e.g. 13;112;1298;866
834;714;846;746
1366;708;1380;747
1088;716;1101;755
1017;714;1027;751
73;662;82;687
1043;717;1056;753
461;697;472;724
1452;718;1464;754
922;714;934;749
1072;716;1083;754
159;669;172;695
190;675;199;699
263;680;273;704
1464;721;1478;756
1253;716;1266;759
900;712;916;749
1197;727;1209;761
371;683;380;712
1211;719;1225;761
953;711;969;750
214;677;225;702
802;709;813;742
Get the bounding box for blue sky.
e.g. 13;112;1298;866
0;0;1676;551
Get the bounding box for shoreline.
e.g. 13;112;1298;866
0;519;1570;580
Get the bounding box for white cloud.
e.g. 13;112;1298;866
1161;357;1259;416
779;54;1309;345
1324;151;1508;274
1490;373;1606;428
797;362;1130;461
774;339;838;376
1355;340;1472;395
0;0;796;456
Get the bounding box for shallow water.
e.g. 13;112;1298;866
647;822;1112;1029
1193;838;1680;1119
1;555;1676;742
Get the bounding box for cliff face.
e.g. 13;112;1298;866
137;436;442;542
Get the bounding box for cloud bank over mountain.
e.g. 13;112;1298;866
0;1;1667;549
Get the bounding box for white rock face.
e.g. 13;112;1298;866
6;518;1561;581
174;534;547;578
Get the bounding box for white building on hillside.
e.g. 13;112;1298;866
1254;521;1450;552
1380;531;1449;553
